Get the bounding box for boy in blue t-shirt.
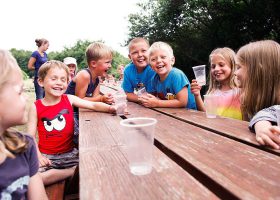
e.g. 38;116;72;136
140;41;197;109
122;37;156;103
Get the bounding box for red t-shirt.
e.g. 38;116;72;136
35;94;74;154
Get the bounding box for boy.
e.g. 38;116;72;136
66;42;114;144
122;37;156;102
140;41;197;109
27;60;116;185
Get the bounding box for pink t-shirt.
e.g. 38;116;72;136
211;88;242;120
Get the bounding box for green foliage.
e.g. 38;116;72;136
10;48;32;77
9;40;129;78
127;0;280;79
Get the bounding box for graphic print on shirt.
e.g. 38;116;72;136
41;109;69;138
0;176;29;199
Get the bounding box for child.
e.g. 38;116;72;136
122;37;156;103
66;42;114;104
140;41;196;109
191;47;242;120
117;64;125;81
234;40;280;149
28;38;49;100
0;50;47;199
65;42;114;144
27;60;116;186
63;56;78;81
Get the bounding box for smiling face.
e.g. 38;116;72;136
210;54;232;85
234;58;247;88
38;66;68;98
0;69;28;130
91;56;112;77
149;49;174;81
128;41;150;71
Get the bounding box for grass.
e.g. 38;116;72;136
13;79;35;132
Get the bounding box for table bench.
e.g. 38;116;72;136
77;85;280;199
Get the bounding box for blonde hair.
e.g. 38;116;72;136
128;37;150;53
38;60;70;82
85;42;113;65
207;47;237;94
148;41;174;58
236;40;280;119
0;49;27;156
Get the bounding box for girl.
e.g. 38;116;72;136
234;40;280;149
28;38;49;100
27;60;116;186
191;47;242;120
0;50;47;199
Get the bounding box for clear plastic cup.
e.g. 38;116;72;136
120;117;157;175
192;65;206;86
276;105;280;126
204;94;218;118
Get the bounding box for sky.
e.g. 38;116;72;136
0;0;140;56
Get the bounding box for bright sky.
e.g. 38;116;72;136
0;0;140;56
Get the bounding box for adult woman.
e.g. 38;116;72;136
28;38;49;99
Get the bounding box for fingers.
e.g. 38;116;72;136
256;127;280;149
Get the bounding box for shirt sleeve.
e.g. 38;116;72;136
122;67;134;93
25;135;39;177
172;70;189;94
249;106;278;132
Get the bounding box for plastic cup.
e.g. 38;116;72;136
114;91;127;116
192;65;206;86
120;117;157;175
204;94;218;118
276;106;280;126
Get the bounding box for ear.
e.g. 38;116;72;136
37;78;44;87
171;56;175;65
89;60;97;68
128;54;131;60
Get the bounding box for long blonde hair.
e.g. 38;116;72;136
236;40;280;119
207;47;237;94
0;50;28;157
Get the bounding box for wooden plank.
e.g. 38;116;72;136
152;107;280;155
79;111;218;200
126;102;280;199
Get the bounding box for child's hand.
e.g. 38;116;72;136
255;124;280;149
191;79;202;96
38;154;52;167
102;93;114;104
141;94;159;108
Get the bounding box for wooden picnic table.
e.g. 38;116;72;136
78;85;280;199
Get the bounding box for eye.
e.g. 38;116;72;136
52;115;66;131
44;120;54;132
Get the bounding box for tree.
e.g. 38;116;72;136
127;0;280;79
10;40;130;79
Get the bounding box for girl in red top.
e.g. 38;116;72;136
27;60;116;186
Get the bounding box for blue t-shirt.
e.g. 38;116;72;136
0;133;39;199
151;67;197;109
122;62;156;93
30;51;48;78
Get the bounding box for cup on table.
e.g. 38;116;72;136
114;92;127;116
204;94;218;118
276;105;280;126
120;117;157;176
192;65;206;86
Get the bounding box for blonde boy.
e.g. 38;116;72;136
140;41;196;109
122;37;156;102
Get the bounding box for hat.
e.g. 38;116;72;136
63;57;77;66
